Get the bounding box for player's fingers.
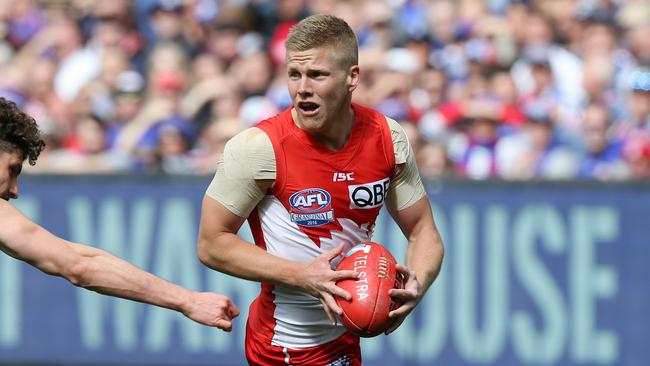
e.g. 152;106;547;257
215;319;233;332
324;243;346;261
323;292;343;316
228;303;241;318
388;302;415;319
388;288;418;301
395;264;413;281
332;269;358;280
329;283;353;301
395;263;409;274
385;317;405;335
319;297;338;325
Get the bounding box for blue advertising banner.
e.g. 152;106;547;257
0;176;648;366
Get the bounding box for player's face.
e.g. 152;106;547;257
287;46;359;135
0;150;23;201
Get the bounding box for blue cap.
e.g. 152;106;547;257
631;71;650;92
150;0;183;13
523;99;552;124
523;44;551;66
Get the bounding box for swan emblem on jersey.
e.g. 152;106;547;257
289;188;335;227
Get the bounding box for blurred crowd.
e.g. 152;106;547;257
0;0;649;180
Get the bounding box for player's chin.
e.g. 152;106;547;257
298;116;326;132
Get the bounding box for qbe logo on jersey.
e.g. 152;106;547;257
289;188;335;227
348;178;390;209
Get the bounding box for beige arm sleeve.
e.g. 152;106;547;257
386;117;427;211
205;128;277;218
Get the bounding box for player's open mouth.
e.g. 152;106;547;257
298;101;320;116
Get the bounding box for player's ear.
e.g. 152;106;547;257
347;64;360;92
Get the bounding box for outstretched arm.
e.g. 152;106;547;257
0;200;239;331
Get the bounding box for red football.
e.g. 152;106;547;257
335;241;403;337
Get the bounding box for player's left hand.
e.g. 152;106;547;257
385;264;421;334
183;292;240;331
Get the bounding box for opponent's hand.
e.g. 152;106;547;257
298;244;358;326
182;292;240;331
385;264;421;334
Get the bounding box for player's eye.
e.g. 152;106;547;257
308;71;327;79
10;164;22;177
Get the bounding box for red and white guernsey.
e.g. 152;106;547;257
247;103;396;352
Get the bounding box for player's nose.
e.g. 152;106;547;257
297;76;312;95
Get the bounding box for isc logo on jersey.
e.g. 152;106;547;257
289;188;335;227
348;178;390;209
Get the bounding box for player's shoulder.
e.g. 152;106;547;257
0;199;19;215
382;116;411;165
381;116;408;147
383;116;406;137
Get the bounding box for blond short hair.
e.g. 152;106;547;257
285;15;358;69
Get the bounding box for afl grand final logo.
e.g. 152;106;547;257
289;188;335;227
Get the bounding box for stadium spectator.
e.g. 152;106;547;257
617;70;650;178
417;141;456;179
0;0;644;180
106;70;147;147
188;116;244;174
152;117;196;174
496;107;579;180
578;102;628;179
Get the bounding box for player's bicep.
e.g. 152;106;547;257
199;195;247;238
0;204;78;275
0;203;43;260
197;195;251;268
388;196;434;237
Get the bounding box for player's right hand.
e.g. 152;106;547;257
297;244;359;325
183;292;240;331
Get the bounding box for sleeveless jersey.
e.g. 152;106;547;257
247;103;396;349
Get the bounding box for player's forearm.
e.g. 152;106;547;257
64;243;193;312
406;223;444;297
390;197;445;297
198;233;303;287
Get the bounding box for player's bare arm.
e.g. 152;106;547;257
386;196;444;333
0;199;239;331
381;119;445;334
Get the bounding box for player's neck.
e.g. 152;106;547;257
314;107;355;151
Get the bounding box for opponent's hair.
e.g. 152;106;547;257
285;14;358;69
0;97;45;165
